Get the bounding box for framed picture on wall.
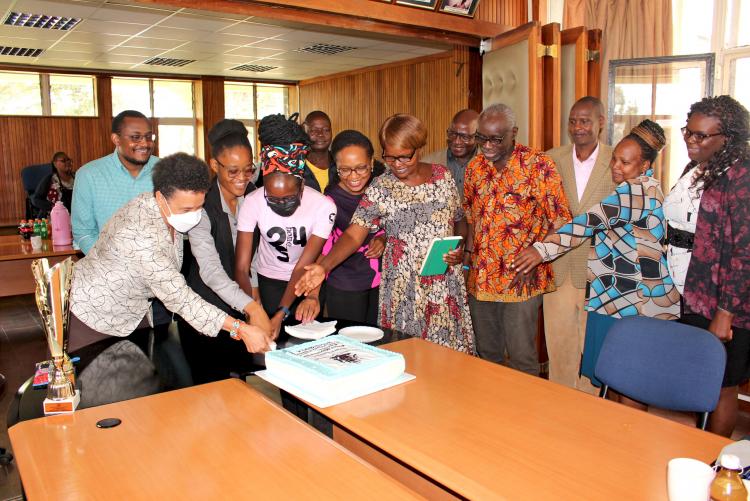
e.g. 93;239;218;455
395;0;438;10
438;0;480;17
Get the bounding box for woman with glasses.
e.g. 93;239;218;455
668;96;750;437
234;113;337;339
299;130;386;325
296;114;475;354
513;120;680;398
31;151;75;216
179;119;271;383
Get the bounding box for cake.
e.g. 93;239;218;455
264;335;405;402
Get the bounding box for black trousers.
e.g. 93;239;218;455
324;285;379;326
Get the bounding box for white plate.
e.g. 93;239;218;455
338;326;384;343
284;320;337;340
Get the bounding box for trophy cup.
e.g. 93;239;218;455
31;257;80;414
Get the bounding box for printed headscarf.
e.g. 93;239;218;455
260;143;309;178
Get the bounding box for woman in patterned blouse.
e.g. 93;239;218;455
674;96;750;437
295;114;475;354
513;120;680;400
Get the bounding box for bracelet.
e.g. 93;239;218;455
229;319;242;340
276;305;291;320
462;265;471;271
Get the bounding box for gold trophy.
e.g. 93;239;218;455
32;257;80;414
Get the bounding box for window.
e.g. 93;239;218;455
111;77;197;157
50;74;96;116
0;71;96;116
672;0;750;111
224;82;289;159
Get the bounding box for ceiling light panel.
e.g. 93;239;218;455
4;12;81;30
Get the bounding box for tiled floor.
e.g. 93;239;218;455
1;295;750;500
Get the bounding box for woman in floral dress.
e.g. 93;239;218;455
296;114;475;354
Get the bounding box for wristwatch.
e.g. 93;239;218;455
276;305;291;321
229;319;242;340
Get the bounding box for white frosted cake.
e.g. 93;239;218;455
264;335;405;402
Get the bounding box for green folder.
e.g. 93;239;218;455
418;236;463;277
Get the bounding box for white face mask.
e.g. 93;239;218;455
161;195;202;233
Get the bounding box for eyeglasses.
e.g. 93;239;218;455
337;165;371;178
216;159;257;179
447;129;474;143
263;189;300;205
474;133;505;146
120;133;156;143
681;126;724;144
382;150;416;165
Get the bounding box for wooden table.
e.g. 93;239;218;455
0;235;80;297
9;379;421;500
314;338;732;500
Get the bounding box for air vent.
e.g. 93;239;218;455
296;43;355;56
0;46;43;57
143;57;195;67
4;12;81;30
229;64;277;72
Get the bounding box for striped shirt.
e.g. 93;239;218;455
71;149;160;254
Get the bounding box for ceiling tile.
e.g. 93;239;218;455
0;25;67;41
75;20;149;36
12;0;101;18
246;38;304;51
158;13;241;33
328;35;382;49
88;4;174;25
139;25;205;41
94;53;146;64
117;36;186;50
0;34;56;48
46;40;96;52
107;45;165;57
224;46;283;58
59;31;130;45
206;32;266;46
277;30;340;43
219;21;292;39
181;8;248;21
178;41;240;54
158;49;214;61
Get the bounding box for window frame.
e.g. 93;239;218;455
0;70;98;118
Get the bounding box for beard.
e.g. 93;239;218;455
122;152;150;166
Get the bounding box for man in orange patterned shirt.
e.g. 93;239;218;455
463;103;571;375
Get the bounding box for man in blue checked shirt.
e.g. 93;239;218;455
71;110;160;254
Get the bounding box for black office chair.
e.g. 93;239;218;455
20;163;53;219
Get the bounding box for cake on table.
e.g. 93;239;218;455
263;335;406;404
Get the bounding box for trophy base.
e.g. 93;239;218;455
43;390;80;415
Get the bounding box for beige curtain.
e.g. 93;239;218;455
563;0;672;108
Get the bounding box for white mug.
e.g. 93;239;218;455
667;457;715;501
30;235;42;251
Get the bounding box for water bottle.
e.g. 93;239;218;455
711;454;748;500
50;201;72;246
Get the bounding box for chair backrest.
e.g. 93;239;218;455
594;316;726;413
20;163;52;194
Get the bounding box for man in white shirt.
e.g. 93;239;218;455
545;97;614;393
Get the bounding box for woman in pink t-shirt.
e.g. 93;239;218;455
235;114;336;339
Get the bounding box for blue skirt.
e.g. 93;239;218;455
580;312;619;387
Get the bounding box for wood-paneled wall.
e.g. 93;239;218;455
0;77;113;224
475;0;528;26
299;48;472;157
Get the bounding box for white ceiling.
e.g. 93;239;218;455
0;0;450;81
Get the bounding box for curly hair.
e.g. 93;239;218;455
624;119;666;164
152;153;211;199
684;95;750;190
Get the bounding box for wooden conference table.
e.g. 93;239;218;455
312;338;732;500
8;379;420;500
0;235;81;297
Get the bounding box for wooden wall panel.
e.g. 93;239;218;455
476;0;528;26
199;76;226;161
299;48;472;157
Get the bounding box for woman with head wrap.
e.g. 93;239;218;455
234;113;337;339
668;96;750;437
513;119;680;398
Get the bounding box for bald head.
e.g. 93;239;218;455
447;108;479;160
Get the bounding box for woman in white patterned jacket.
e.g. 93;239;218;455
69;153;271;406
